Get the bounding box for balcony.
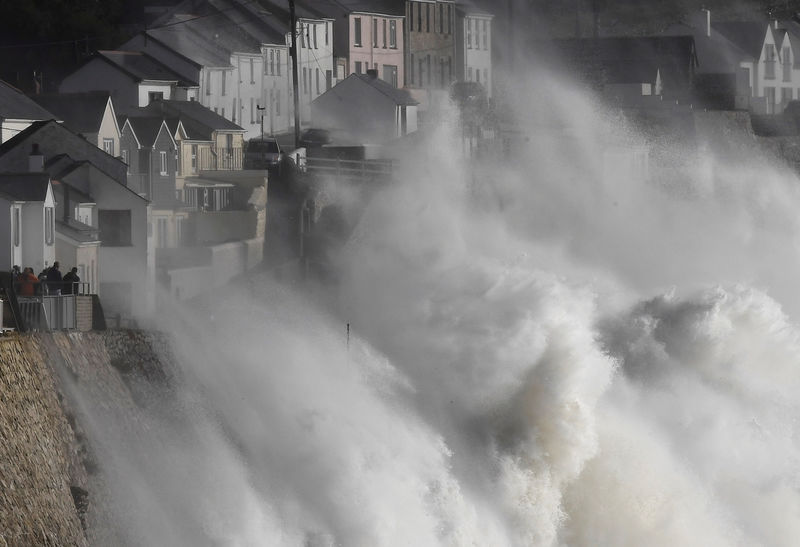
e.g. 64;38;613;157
200;147;243;171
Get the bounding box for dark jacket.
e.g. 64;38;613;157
62;271;79;294
47;266;62;291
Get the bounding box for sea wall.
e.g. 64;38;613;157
0;330;174;546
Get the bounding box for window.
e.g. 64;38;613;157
268;50;273;75
176;217;183;246
157;217;168;248
408;2;413;32
467;19;472;48
221;107;225;118
410;54;415;84
13;208;19;247
439;3;443;33
383;65;398;87
250;58;255;83
426;3;430;32
784;47;792;82
99;210;131;246
276;90;281;115
325;22;329;45
468;66;473;81
231;98;236;123
160;151;167;175
417;3;421;32
765;44;776;79
45;207;53;245
447;4;451;34
383;19;387;48
191;144;197;173
476;69;480;83
300;22;305;48
427;54;431;85
326;69;332;90
222;70;227;95
206;71;211;94
277;51;281;75
316;68;320;94
373;18;378;47
483;20;488;49
313;24;317;49
390;20;397;48
121;149;129;172
355;61;362;74
483;68;488;86
303;67;308;93
418;58;423;86
354;17;362;46
251;97;255;124
148;91;163;105
103;138;114;156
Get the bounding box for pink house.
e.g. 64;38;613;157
329;4;405;88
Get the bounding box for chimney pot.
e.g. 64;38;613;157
366;69;378;79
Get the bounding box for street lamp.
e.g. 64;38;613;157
256;103;266;139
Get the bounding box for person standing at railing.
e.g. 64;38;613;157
47;261;62;295
62;267;79;295
17;267;39;296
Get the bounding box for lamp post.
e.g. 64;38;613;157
256;103;266;139
290;0;301;150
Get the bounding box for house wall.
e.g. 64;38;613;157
79;168;153;320
234;53;264;140
456;14;493;97
201;68;236;120
293;19;336;124
59;59;139;113
97;100;121;154
55;238;99;295
1;120;36;144
0;202;13;269
20;201;52;273
347;13;405;88
262;46;291;136
119;125;143;194
404;0;456;91
312;77;398;141
137;83;175;107
150;126;178;206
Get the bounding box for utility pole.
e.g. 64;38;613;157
289;0;301;150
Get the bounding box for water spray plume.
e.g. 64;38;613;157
65;62;800;546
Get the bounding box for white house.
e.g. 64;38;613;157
0;172;55;273
455;4;493;98
59;50;198;112
0;120;154;321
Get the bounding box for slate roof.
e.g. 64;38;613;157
56;218;99;243
30;92;111;135
712;22;766;59
97;50;197;86
312;0;405;17
0;120;127;185
0;172;50;201
139;100;244;140
354;73;418;105
125;116;170;147
0;80;58;121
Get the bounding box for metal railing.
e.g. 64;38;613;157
200;147;243;171
14;281;91;297
17;294;76;330
306;157;394;182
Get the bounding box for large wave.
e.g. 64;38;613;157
75;73;800;546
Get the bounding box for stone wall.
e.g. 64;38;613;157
75;296;92;332
0;330;176;546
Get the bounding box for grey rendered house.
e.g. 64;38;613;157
0;80;58;143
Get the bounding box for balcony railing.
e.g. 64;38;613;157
200;147;243;171
17;294;76;330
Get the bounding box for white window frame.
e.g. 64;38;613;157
160;150;168;175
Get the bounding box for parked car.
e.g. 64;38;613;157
299;128;332;149
243;138;283;169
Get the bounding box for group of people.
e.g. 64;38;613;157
11;262;81;296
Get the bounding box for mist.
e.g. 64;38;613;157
67;63;800;546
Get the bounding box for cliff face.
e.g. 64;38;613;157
0;331;174;546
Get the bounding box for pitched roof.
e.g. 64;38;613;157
97;50;197;86
712;22;766;59
0;120;127;186
312;0;405;17
0;172;50;201
0;80;58;121
355;73;419;105
125;116;171;147
140;99;244;140
30;92;112;135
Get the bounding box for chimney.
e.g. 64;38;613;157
29;143;44;172
366;69;378;80
702;8;711;37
